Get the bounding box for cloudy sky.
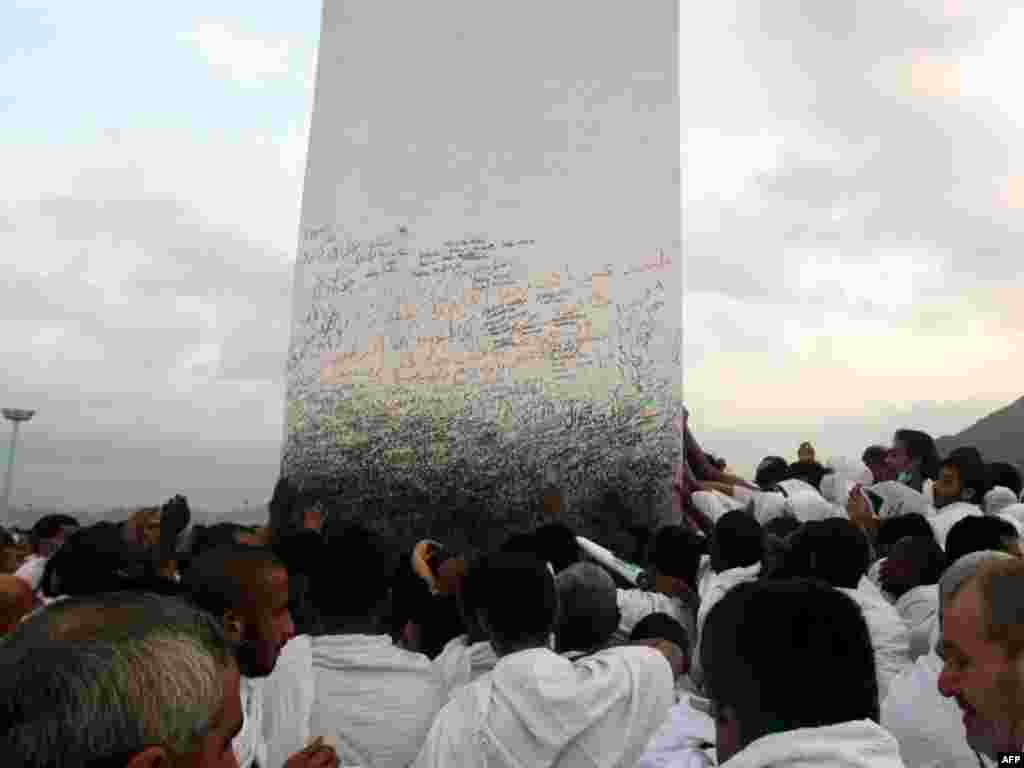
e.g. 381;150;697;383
2;1;1022;519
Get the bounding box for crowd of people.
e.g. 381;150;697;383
2;417;1024;768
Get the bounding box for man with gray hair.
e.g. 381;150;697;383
0;590;243;768
937;550;1024;758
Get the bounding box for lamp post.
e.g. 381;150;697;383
2;409;35;524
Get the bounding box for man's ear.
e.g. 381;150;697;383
125;746;170;768
223;609;245;644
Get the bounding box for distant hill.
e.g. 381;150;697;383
936;396;1024;470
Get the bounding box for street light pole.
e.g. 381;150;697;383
2;409;36;525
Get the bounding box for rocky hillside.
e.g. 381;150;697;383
936;396;1024;469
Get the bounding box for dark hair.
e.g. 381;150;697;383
41;523;179;599
388;549;434;641
862;445;888;467
706;452;728;471
893;429;940;480
500;532;538;557
310;525;393;620
599;490;633;530
267;476;302;547
417;594;467;659
806;519;871;589
890;536;948;586
183;547;286;618
190;523;251;558
631;611;689;653
456;554;488;643
945;516;1021;565
712;510;763;570
647;525;703;586
769;523;818;580
30;514;79;543
988;462;1024;498
762;517;801;541
470;553;557;649
755;457;789;488
876;513;937;558
700;579;878;740
534;523;580;574
554;563;619;653
785;461;830;491
941;449;990;502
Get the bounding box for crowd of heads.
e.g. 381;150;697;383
1;427;1024;767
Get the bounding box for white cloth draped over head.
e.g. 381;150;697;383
985;486;1019;517
717;720;905;768
412;646;675;768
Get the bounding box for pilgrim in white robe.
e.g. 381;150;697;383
839;582;912;704
261;633;448;768
615;587;696;653
928;502;982;551
822;459;874;505
985;486;1019;517
691;490;746;526
893;584;938;662
691;557;761;686
868;482;933;520
433;634;499;696
637;693;716;768
786;490;845;523
412;645;674;768
233;676;268;768
1000;503;1024;528
881;639;980;768
731;486;789;526
717;720;905;768
695;556;762;643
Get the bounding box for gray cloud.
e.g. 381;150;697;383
0;184;293;514
682;1;1023;304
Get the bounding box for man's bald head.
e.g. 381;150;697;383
0;576;34;634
